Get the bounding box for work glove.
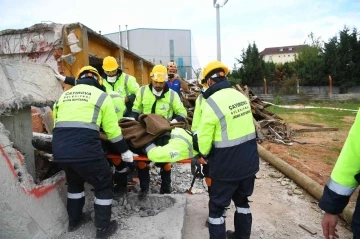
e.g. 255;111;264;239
54;72;66;82
170;119;178;123
121;150;134;163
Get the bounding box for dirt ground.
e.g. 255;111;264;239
260;114;359;209
184;161;353;239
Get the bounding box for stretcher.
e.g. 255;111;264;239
107;154;206;164
107;154;206;194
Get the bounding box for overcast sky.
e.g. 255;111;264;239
1;0;359;70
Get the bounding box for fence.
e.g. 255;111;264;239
250;86;360;95
256;93;360;102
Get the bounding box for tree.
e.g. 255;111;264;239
322;36;340;88
235;42;264;86
295;33;325;85
325;26;360;92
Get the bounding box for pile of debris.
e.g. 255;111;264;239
180;84;294;145
181;84;202;126
234;85;293;145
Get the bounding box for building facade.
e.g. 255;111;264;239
260;45;306;64
104;28;193;79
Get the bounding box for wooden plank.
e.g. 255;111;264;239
255;108;273;120
252;102;264;110
297;123;324;128
295;128;339;133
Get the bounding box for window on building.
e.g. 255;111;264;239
279;48;284;52
169;40;174;62
289;47;293;51
269;56;273;62
288;55;290;57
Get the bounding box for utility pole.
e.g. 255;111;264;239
216;4;221;61
214;0;229;61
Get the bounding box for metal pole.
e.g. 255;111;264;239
119;25;124;69
125;25;129;50
216;4;221;61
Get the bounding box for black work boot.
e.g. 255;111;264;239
160;170;172;194
68;212;91;232
96;220;118;239
226;230;236;239
137;167;150;199
138;187;149;199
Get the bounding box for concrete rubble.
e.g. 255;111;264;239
0;59;66;239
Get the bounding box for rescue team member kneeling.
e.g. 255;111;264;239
195;61;259;239
52;66;133;239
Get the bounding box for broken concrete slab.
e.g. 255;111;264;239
0;59;63;116
0;122;68;239
0;59;63;178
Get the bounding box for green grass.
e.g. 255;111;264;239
268;102;358;130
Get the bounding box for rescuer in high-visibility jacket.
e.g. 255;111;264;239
129;64;188;199
144;127;198;163
319;109;360;239
52;66;134;239
195;61;259;239
54;60;131;199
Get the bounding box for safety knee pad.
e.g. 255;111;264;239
163;163;171;172
138;161;148;170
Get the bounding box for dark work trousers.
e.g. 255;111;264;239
59;159;113;229
102;141;128;190
208;175;255;239
202;164;212;195
352;192;360;239
137;162;172;191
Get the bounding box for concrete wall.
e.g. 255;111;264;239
105;29;192;79
0;107;35;178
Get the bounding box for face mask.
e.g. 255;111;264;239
107;76;117;83
152;87;163;97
